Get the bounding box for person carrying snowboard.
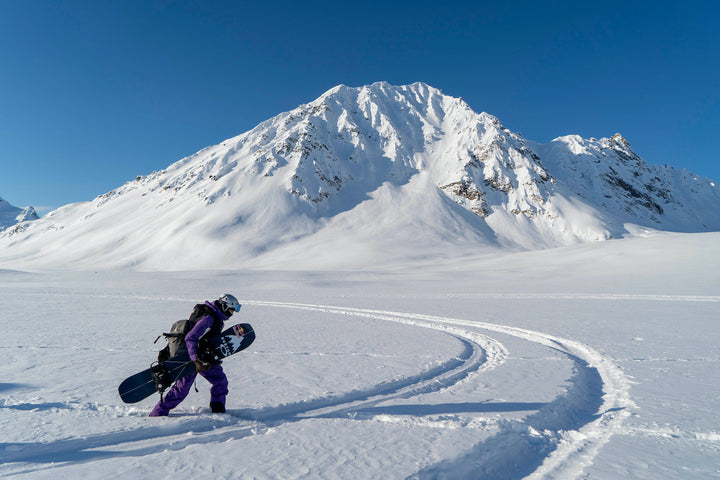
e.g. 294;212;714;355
150;294;241;417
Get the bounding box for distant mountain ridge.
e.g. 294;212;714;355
0;197;38;230
530;133;720;232
1;82;718;270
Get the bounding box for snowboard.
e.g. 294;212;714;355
118;323;255;404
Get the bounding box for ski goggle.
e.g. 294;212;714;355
231;303;242;312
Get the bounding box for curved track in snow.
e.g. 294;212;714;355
238;302;506;424
0;294;634;479
247;300;635;479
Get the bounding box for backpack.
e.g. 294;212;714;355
155;303;217;363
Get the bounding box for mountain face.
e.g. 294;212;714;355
0;197;38;230
1;82;719;270
530;134;720;232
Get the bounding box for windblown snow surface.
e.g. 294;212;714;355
1;230;719;479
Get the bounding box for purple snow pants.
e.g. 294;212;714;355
150;364;228;416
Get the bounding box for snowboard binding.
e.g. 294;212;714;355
197;339;222;365
150;362;172;399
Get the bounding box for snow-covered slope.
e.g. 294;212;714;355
0;196;38;230
1;82;718;270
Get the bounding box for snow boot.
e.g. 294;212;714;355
210;401;225;413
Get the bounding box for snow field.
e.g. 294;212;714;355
1;232;719;478
1;277;593;478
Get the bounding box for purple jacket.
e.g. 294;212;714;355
185;301;228;361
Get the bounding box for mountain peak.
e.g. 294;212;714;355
1;82;719;270
611;133;630;147
0;197;39;230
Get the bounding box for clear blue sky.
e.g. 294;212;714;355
1;0;718;212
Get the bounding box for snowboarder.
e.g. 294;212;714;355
149;294;241;417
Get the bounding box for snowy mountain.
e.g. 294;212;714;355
0;196;38;230
1;82;719;270
529;134;720;233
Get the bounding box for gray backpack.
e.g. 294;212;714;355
155;304;215;362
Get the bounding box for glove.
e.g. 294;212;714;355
194;360;209;373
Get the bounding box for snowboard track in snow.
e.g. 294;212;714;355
247;301;635;479
1;297;634;479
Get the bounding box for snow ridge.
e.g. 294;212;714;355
530;134;720;233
